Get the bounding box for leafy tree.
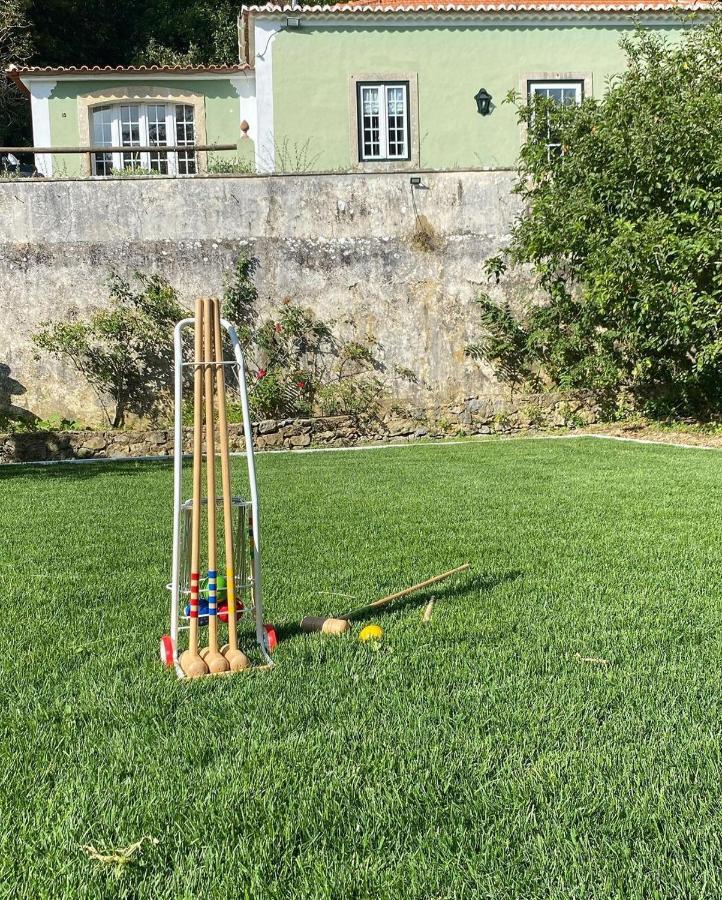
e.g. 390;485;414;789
33;272;185;427
25;0;242;69
469;18;722;419
1;0;32;144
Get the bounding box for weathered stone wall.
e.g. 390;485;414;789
0;170;528;423
0;394;599;463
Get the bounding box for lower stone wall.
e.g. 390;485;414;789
0;394;598;463
1;170;524;422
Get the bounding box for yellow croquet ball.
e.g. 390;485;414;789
359;624;384;642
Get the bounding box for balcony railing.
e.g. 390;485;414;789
0;143;239;177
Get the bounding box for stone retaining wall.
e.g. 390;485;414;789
0;394;598;463
0;169;526;423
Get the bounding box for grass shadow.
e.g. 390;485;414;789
0;457;173;480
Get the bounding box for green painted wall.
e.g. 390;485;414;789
46;78;249;175
270;22;686;170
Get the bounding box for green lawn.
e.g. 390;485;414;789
3;437;722;898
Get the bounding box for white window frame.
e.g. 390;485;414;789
357;81;410;163
91;102;197;176
526;79;584;160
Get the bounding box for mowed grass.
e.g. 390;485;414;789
2;437;722;898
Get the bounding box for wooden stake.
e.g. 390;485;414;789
180;299;209;678
422;597;435;622
213;297;251;671
201;298;230;674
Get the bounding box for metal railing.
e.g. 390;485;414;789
0;143;239;177
0;143;236;154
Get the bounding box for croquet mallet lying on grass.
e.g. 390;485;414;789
299;563;471;635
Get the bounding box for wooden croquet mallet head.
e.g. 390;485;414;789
300;616;351;635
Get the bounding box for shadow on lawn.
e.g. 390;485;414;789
274;570;522;642
0;458;172;480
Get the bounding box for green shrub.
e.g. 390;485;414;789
468;20;722;419
222;255;385;420
317;377;384;419
33;273;185;427
207;155;254;175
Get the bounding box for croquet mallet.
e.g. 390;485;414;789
299;563;471;634
179;299;210;678
200;297;230;674
213;297;251;671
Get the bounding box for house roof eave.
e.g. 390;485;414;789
240;0;709;16
5;62;254;97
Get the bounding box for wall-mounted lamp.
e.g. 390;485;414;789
410;176;422;187
474;88;493;116
285;16;301;27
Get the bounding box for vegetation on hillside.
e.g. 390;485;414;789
469;18;722;419
0;0;31;144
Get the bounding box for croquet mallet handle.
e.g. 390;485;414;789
299;563;472;635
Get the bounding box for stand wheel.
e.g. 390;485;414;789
263;624;278;653
160;635;175;667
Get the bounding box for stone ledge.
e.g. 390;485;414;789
0;394;599;463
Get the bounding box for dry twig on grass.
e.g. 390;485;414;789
81;836;159;875
574;653;610;666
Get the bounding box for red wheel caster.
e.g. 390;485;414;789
263;624;278;653
160;635;175;667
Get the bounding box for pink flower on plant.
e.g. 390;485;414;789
256;368;267;380
296;380;305;390
274;323;282;333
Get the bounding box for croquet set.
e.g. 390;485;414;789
160;297;276;678
160;298;470;679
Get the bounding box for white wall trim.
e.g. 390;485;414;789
254;19;283;172
231;73;258;148
29;81;56;176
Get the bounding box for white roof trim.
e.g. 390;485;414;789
242;2;706;12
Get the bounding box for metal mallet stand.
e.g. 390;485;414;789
160;312;274;678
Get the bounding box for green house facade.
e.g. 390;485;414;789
8;0;704;177
8;64;256;177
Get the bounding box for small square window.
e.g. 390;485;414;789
527;80;583;160
357;81;410;162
